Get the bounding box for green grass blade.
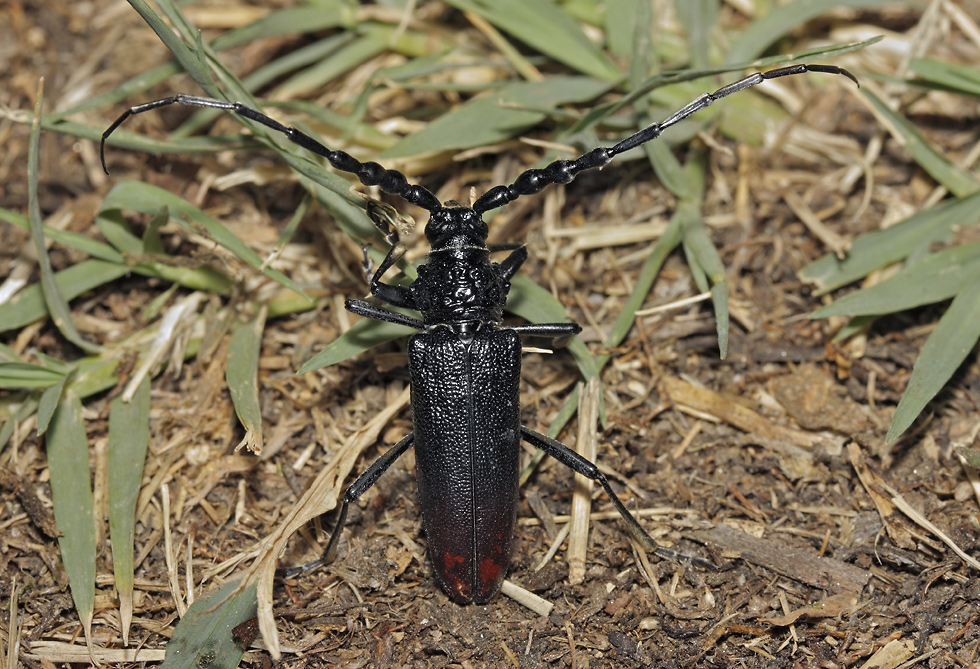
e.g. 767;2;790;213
0;260;130;333
47;393;96;644
675;0;720;68
507;274;600;380
0;362;66;389
212;3;354;51
36;372;71;436
160;581;258;669
226;309;267;454
442;0;621;81
886;274;980;443
273;26;392;99
107;377;150;644
812;242;980;318
69;357;122;400
127;0;222;98
800;191;980;293
909;58;980;97
863;90;979;198
596;209;685;372
99;181;312;302
298;316;415;374
0;207;124;263
681;199;729;358
382;76;611;159
724;0;899;64
54;61;182;120
28;81;99;354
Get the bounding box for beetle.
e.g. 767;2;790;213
102;63;857;603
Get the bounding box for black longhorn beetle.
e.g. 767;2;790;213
102;63;857;604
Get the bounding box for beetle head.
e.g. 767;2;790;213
425;203;488;249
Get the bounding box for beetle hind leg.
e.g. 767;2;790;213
520;427;716;570
279;432;415;578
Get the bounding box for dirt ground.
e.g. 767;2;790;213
2;1;980;667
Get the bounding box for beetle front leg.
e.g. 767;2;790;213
280;432;415;578
520;427;711;568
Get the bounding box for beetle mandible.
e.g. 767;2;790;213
102;63;857;604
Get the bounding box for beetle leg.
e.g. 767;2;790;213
520;427;714;569
281;432;416;578
507;322;581;340
346;298;424;330
497;246;527;282
367;240;418;309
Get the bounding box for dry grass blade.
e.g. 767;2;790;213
567;378;599;585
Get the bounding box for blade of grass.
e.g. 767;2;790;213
886;274;980;443
160;580;258;669
36;371;71;436
800;191;980;293
382;76;611;159
443;0;621;81
0;362;66;389
0;207;124;263
108;377;151;645
47;393;96;648
273;25;392;100
862;90;979;198
811;241;980;319
298;315;416;374
226;308;267;455
675;0;720;69
909;58;980;97
681;199;729;358
98;181;311;302
724;0;899;64
127;0;223;99
28;79;99;354
508;274;599;381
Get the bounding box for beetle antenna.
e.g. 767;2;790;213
100;95;442;213
472;63;857;215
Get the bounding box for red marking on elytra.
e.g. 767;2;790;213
443;552;465;569
479;557;501;585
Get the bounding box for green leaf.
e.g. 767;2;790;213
675;0;720;68
909;58;980;98
886;274;980;443
724;0;901;64
442;0;621;81
863;90;979;198
508;274;599;380
0;260;132;333
36;372;71;436
98;181;311;302
800;191;980;293
0;362;66;389
298;316;415;375
811;241;980;318
161;580;258;669
381;77;611;159
108;377;151;644
226;310;267;454
28;81;99;354
47;393;96;642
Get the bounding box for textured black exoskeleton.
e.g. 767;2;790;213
102;64;857;603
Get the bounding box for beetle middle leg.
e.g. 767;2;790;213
520;427;709;567
281;432;415;578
